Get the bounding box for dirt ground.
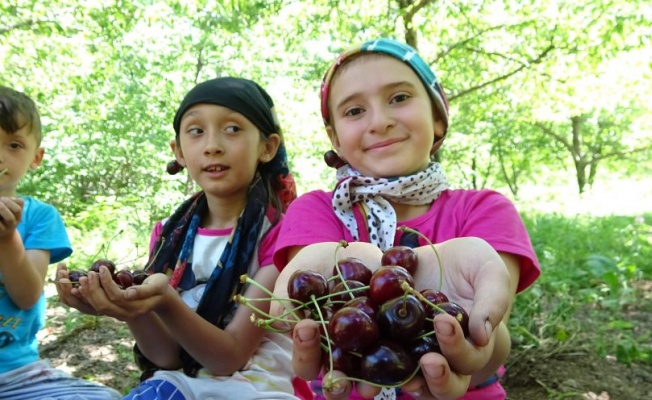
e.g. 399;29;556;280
39;292;652;400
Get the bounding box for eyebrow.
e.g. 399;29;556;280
333;80;419;112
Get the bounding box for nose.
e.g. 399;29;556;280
367;103;394;134
203;130;224;155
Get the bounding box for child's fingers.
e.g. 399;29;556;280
433;313;494;376
400;352;471;400
291;319;323;380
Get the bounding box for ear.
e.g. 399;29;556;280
30;147;45;169
170;139;186;167
431;119;447;154
326;125;341;150
259;133;281;163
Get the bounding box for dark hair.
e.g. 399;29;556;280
0;86;42;144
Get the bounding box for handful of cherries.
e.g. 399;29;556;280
65;259;149;289
237;230;470;391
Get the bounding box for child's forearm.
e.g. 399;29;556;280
0;231;47;309
128;312;182;370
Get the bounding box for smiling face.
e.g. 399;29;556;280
0;124;44;196
173;103;279;203
327;54;446;178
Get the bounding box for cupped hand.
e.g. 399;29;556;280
77;266;172;321
54;263;99;315
280;237;512;399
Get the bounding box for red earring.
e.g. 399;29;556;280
324;150;347;169
166;160;184;175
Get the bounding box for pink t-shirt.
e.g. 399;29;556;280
274;188;541;400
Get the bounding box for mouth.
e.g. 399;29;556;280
366;138;405;151
203;164;229;172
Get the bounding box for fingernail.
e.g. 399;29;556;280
435;320;454;337
296;326;317;343
422;364;444;379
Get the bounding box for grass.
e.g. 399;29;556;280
510;211;652;365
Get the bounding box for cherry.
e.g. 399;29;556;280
114;269;134;289
360;340;417;385
329;280;369;305
405;333;442;362
132;270;148;286
419;289;449;319
381;245;419;275
332;257;372;285
369;265;414;305
342;296;378;321
287;270;329;306
68;270;87;286
323;150;347;169
324;346;361;378
328;306;379;352
376;294;426;341
438;302;470;337
89;259;116;276
166;160;183;175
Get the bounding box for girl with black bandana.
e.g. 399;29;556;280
272;39;540;400
55;77;308;399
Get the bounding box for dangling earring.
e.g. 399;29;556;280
166;160;184;175
323;150;347;169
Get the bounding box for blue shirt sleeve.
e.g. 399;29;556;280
18;197;73;264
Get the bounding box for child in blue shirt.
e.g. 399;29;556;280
0;85;121;399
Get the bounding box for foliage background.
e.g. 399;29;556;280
2;1;652;395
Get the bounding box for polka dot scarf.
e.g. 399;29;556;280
332;162;448;251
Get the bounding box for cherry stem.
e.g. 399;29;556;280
332;240;355;301
323;364;421;391
233;295;300;326
238;274;305;322
310;294;335;378
143;237;166;271
400;280;446;315
0;168;8;177
398;226;444;292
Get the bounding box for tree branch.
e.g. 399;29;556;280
535;122;573;152
592;145;652;162
0;20;36;35
448;43;555;101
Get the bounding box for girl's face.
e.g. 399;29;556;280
174;104;279;202
327;55;445;178
0;126;43;196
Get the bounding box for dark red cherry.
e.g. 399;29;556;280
369;265;414;305
287;270;329;305
405;333;442;363
323;150;347;169
132;270;148;286
166;160;183;175
332;257;372;285
360;340;417;385
438;302;470;338
89;259;116;276
324;346;361;378
342;296;378;321
376;294;426;341
114;269;134;289
328;306;379;352
419;289;450;319
329;280;369;305
68;270;87;286
381;245;419;275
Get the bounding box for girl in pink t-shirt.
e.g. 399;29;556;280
273;38;540;400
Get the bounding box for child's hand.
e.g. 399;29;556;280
54;263;101;315
77;266;172;321
275;237;512;399
0;197;24;239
